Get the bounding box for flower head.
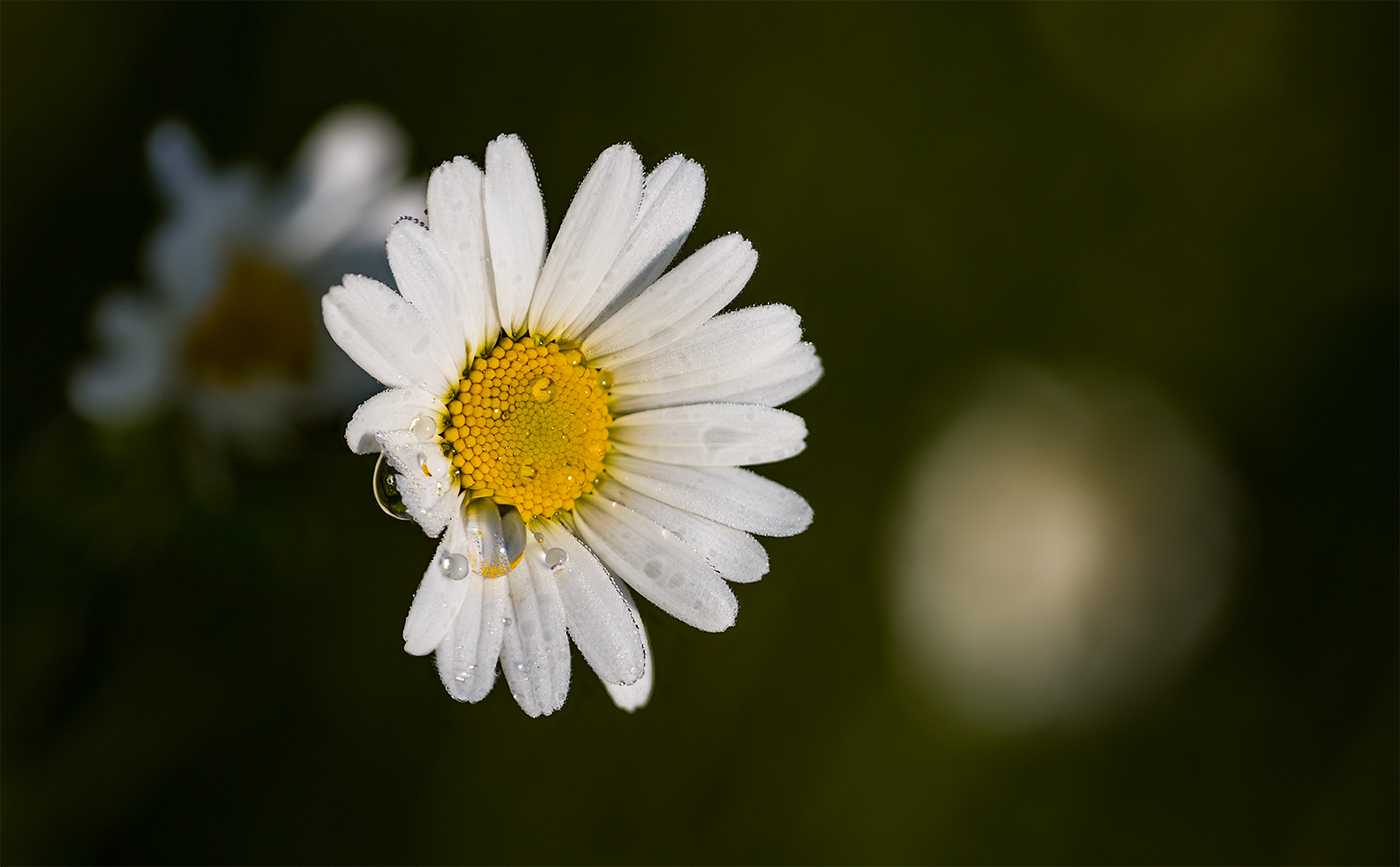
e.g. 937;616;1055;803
71;106;425;454
324;135;820;715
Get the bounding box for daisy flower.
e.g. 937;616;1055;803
71;106;425;455
323;135;820;715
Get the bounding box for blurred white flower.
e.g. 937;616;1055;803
70;106;425;456
324;135;821;715
893;368;1233;730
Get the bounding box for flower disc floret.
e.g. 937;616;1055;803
443;335;612;520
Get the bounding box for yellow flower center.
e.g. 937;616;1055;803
442;336;613;521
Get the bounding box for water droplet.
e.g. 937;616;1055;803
409;414;438;440
595;369;615;391
531;376;555;402
545;547;568;571
372;453;413;521
500;508;529;569
503;616;513;627
438;552;469;580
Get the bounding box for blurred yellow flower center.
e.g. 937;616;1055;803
182;256;315;386
442;336;613;521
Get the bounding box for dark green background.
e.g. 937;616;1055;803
3;3;1395;864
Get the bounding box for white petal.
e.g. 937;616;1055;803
613;340;823;414
386;219;470;356
435;569;506;702
567;155;706;338
611;403;808;466
403;509;472;655
707;342;823;408
605;454;813;537
484;135;546;337
582;234;757;366
572;498;737;632
610;304;799;389
599;479;769;584
376;430;460;537
528;144;643;340
499;549;572;717
604;581;653;712
535;520;645;686
321;274;460;392
344;386;444;454
427;157;500;358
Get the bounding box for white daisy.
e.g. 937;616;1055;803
71;106;425;455
323;135;820;716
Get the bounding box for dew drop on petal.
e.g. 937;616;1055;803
410;415;438;440
545;547;568;571
438;553;469;580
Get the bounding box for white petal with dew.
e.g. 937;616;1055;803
572;498;738;632
705;342;823;408
568;155;706;338
613;341;822;414
610;304;800;388
599;479;769;584
427;156;499;358
500;550;572;717
435;568;506;702
528;144;643;340
386;219;472;361
376;430;460;537
484;135;546;337
322;274;460;392
583;234;757;366
344;386;444;454
403;509;472;655
604;581;653;712
606;454;813;537
612;403;808;466
536;520;646;686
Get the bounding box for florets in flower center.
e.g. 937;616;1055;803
442;336;612;521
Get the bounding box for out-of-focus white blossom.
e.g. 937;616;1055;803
71;106;425;456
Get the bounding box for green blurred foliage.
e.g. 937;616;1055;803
2;3;1395;864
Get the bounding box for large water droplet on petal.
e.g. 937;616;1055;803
500;507;529;570
373;452;413;521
